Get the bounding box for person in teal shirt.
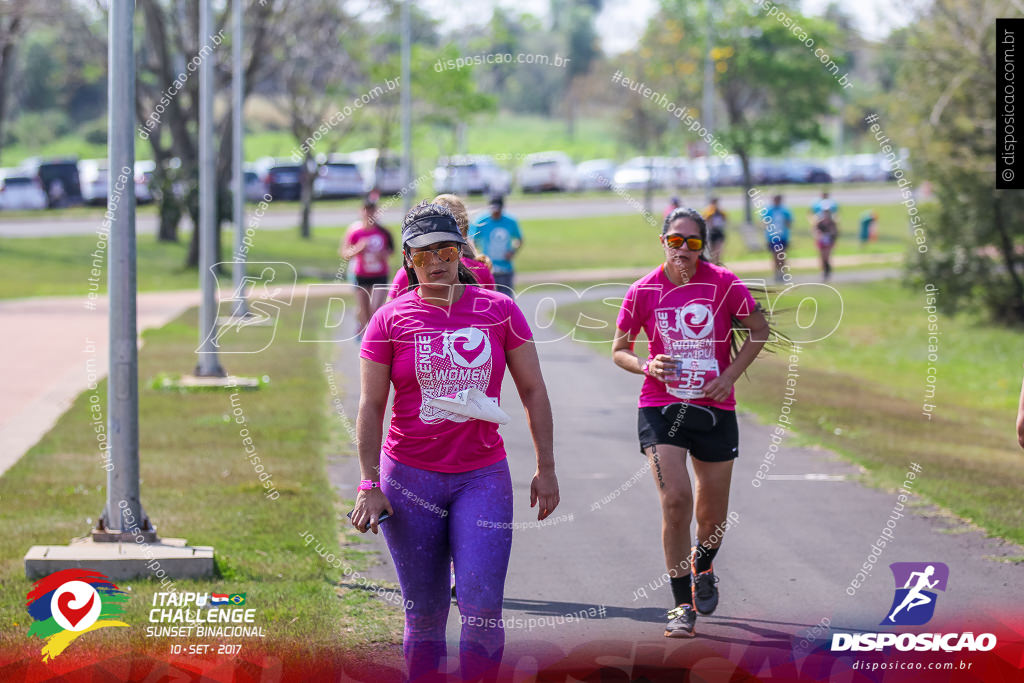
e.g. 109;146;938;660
469;195;522;297
859;210;877;245
760;194;792;283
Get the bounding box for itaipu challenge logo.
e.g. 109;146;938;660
25;569;130;661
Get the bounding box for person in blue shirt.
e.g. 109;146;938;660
809;190;838;223
760;194;792;283
469;195;522;297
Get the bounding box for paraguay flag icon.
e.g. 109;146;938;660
210;593;230;606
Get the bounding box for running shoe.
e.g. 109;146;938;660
692;568;720;615
664;603;696;638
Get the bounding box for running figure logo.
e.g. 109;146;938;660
882;562;949;626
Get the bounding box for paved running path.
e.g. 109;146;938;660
328;286;1023;679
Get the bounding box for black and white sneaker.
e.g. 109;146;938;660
664;603;696;638
692;568;720;615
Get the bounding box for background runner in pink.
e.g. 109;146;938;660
360;286;533;472
616;261;756;410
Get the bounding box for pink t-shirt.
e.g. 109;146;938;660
387;257;496;301
360;286;533;473
345;222;394;278
616;261;757;410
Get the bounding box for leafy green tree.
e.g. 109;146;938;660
895;0;1024;323
632;0;844;221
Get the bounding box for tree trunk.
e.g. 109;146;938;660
300;152;313;239
0;14;24;164
738;149;753;225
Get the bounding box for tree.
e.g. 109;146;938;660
896;0;1024;323
631;0;844;222
273;0;362;239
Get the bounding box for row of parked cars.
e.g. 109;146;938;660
1;149;905;211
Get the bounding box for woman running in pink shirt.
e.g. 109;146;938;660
613;206;769;638
353;201;559;681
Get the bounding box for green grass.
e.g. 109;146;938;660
0;296;402;660
553;278;1024;545
0;201;909;300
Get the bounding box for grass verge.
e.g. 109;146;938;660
0;295;402;661
1;202;908;300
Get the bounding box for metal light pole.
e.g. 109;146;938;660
196;0;225;376
94;0;155;543
400;0;412;214
231;0;247;318
702;0;715;203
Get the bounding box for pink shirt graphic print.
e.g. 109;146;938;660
360;286;533;472
617;261;757;410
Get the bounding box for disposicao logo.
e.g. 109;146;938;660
883;561;948;626
831;562;997;653
26;569;130;661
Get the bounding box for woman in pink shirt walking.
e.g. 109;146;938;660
341;197;395;336
353;201;559;681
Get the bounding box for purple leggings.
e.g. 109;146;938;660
380;452;513;682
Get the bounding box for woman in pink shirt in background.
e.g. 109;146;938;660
353;201;559;682
341;197;395;336
387;193;495;301
613;206;769;639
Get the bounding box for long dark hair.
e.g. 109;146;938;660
400;201;479;293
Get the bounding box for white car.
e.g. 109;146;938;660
0;169;47;210
574;159;616;191
314;156;365;199
78;159;110;205
517;152;575;192
612;157;673;191
433;155;511;195
135;160;155;203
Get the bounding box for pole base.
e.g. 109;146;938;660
193;363;227;378
91;527;159;543
25;537;215;580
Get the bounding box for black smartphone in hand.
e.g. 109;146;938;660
346;509;391;527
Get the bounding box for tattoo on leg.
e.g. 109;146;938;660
651;446;665;489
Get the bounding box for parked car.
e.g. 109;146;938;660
78;159;110;205
254;157;303;201
313;156;365;199
346;148;403;195
433;155;511;195
243;167;268;202
19;157;81;207
574;159;616;191
782;159;832;184
750;157;788;185
517;151;575;192
0;169;48;210
613;156;675;191
134;160;156;204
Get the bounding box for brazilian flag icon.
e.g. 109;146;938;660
229;593;246;606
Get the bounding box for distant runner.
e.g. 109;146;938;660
760;194;792;283
341;197;394;337
470;195;522;297
701;197;728;263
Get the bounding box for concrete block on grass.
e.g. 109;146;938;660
25;537;215;580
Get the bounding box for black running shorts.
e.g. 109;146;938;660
637;404;739;462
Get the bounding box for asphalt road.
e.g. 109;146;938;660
0;185;904;238
328;285;1023;678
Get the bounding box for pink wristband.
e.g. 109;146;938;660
358;480;380;491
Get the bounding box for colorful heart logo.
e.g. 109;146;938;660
57;591;94;628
